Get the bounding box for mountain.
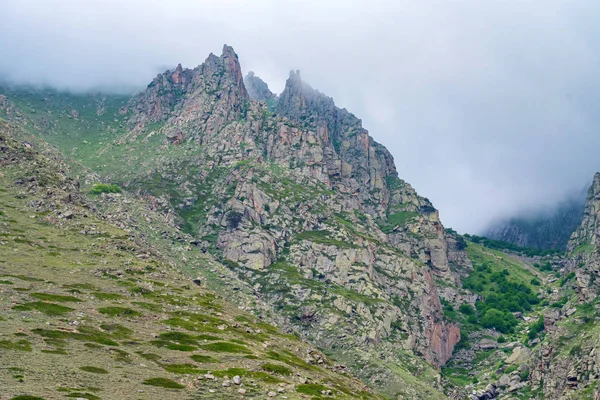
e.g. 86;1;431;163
524;172;600;399
5;44;600;400
0;45;467;399
0;118;377;399
485;195;586;251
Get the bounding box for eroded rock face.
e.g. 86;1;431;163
105;45;470;393
128;44;249;142
565;173;600;301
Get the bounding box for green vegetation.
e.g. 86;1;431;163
559;272;576;287
462;258;539;333
200;342;251;354
190;354;219;363
79;366;108;374
442;367;471;386
266;350;318;371
163;363;206;374
0;339;33;352
296;383;329;395
92;292;124;300
379;211;419;233
572;242;594;256
10;396;46;400
534;261;553;272
13;302;75;316
262;363;293;375
89;183;122;195
478;309;517;333
142;378;185;389
385;175;406;191
527;316;545;340
33;326;121;346
30;292;82;303
443;242;542;346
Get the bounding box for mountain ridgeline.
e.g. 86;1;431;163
2;45;600;399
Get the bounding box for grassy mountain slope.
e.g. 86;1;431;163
0;47;463;399
0;119;378;399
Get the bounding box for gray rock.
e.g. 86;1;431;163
506;346;532;364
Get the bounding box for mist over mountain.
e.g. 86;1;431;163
485;190;587;250
3;0;600;232
4;2;600;399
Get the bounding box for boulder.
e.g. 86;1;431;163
506;346;531;365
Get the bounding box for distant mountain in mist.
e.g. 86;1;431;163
484;191;587;250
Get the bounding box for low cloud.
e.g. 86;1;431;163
2;0;600;232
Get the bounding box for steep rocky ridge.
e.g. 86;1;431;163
0;46;472;398
7;44;600;400
121;49;468;396
0;118;379;399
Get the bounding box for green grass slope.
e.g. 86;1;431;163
0;119;377;400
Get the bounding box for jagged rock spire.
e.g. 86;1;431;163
129;44;249;132
199;44;248;101
220;44;248;99
277;70;307;119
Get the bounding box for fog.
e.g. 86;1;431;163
2;0;600;233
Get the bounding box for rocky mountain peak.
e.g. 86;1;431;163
591;172;600;195
203;44;247;98
128;45;249;137
277;69;315;120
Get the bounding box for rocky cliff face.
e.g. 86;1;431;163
111;47;469;395
566;173;600;301
0;45;474;398
0;118;382;400
128;45;249;144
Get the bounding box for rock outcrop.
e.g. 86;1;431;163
128;44;249;142
0;45;472;398
566;172;600;301
117;47;469;394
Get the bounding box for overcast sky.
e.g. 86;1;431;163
2;0;600;233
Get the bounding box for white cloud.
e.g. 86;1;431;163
2;0;600;232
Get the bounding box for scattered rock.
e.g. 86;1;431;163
505;346;531;364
